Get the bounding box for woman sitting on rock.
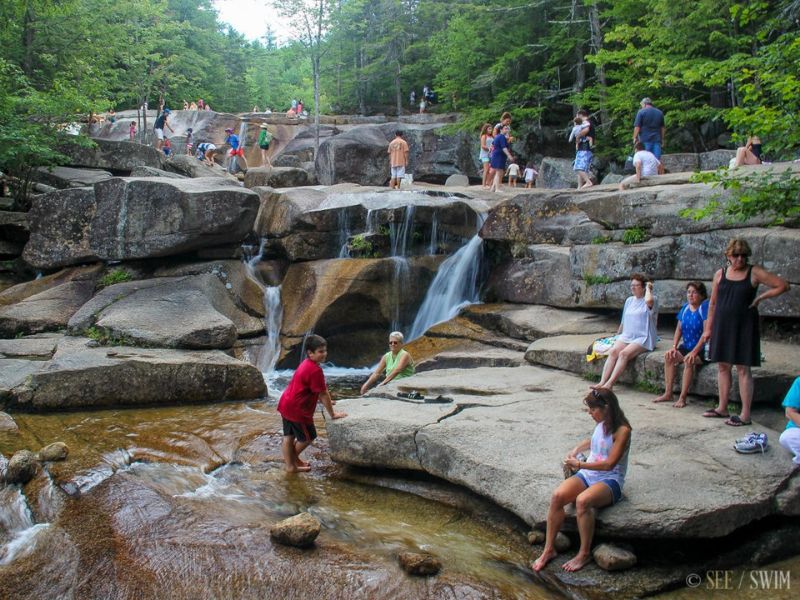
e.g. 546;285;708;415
360;331;415;395
532;387;632;573
591;274;658;391
733;136;763;167
653;281;709;408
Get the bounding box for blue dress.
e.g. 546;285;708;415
490;133;509;170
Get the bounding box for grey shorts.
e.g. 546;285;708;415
391;166;406;179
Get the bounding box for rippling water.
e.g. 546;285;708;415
0;401;554;599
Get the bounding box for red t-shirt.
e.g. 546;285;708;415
277;358;327;424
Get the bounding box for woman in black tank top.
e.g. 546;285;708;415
701;238;789;426
733;135;763;167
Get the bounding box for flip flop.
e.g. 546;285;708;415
725;415;752;427
702;409;729;418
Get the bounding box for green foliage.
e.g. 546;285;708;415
583;371;602;383
635;370;662;394
349;234;373;256
684;168;800;225
99;268;133;288
84;325;135;346
622;226;648;245
583;273;612;286
591;235;612;244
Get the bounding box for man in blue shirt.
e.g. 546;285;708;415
632;98;665;159
780;377;800;465
224;127;248;173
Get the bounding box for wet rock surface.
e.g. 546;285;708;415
5;449;38;483
269;512;321;547
38;442;69;462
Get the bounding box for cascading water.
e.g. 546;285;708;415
0;486;48;565
244;238;283;378
389;205;415;257
428;211;439;255
407;227;486;341
337;209;351;258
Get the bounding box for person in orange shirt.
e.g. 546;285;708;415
388;130;409;189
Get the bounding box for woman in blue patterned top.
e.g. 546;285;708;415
654;281;709;408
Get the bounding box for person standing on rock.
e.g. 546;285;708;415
224;127;248;173
632;97;665;159
479;123;494;188
388;130;409;189
153;109;174;151
489;125;513;192
532;387;631;573
360;332;415;395
701;238;789;426
184;128;194;156
258;124;273;168
409;90;416;110
129;121;136;141
277;335;346;472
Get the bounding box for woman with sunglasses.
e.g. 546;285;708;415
532;388;632;573
360;331;415;395
702;238;789;426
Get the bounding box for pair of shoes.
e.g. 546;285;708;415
734;432;768;454
703;409;729;418
725;415;752;427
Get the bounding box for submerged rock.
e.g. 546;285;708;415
398;551;442;576
592;543;637;571
269;512;321;548
38;442;69;462
5;449;38;484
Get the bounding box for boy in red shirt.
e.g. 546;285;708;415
277;335;346;472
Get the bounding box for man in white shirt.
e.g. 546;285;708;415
619;142;663;190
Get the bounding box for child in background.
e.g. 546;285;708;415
524;163;538;188
506;159;520;187
185;128;193;155
163;138;172;157
277;335;346;472
129;121;136;141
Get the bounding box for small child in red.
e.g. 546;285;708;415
129;121;136;141
277;335;346;472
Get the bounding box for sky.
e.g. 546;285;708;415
213;0;292;44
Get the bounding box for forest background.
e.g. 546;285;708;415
0;0;798;184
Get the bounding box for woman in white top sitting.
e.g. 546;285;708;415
532;387;632;572
591;273;658;390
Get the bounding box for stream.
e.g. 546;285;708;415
0;393;556;599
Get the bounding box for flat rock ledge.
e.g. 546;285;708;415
327;364;799;541
1;335;265;410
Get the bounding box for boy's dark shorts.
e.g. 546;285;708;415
282;418;317;442
677;344;708;364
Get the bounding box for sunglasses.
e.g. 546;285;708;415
590;389;607;405
729;253;747;258
389;340;400;345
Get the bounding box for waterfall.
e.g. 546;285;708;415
389;205;415;257
337;208;351;258
365;209;377;234
243;238;283;376
0;486;48;566
238;121;248;150
428;211;439;255
407;233;485;340
390;257;410;332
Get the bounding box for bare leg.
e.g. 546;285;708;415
482;163;490;187
294;440;311;469
593;341;628;389
562;483;613;572
654;354;677;402
716;362;733;415
675;362;695;408
532;477;586;571
282;435;304;472
602;343;647;390
736;365;753;422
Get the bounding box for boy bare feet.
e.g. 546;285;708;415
673;398;687;408
531;549;557;572
653;393;672;403
562;552;592;572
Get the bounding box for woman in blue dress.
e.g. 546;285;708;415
489;124;513;192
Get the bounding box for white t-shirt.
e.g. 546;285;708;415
633;150;660;177
507;163;520;177
523;167;537;181
618;295;658;351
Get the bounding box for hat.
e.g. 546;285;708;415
225;127;233;132
187;128;193;133
640;97;652;105
259;124;267;129
163;108;171;114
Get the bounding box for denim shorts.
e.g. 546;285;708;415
574;473;623;504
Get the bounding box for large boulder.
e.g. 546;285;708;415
538;157;579;189
0;265;102;308
315;123;474;186
660;153;699;173
33;166;113;189
23;177;260;269
59;138;165;171
68;274;264;348
0;280;95;337
244;166;310;189
699;149;736;171
255;185;483;262
5;336;266;410
279;256;442;367
130;166;187;179
162;154;230;178
326;364;800;538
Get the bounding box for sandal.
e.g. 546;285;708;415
725;415;752;427
702;409;729;418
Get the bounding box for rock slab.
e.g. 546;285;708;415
398;552;442;576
